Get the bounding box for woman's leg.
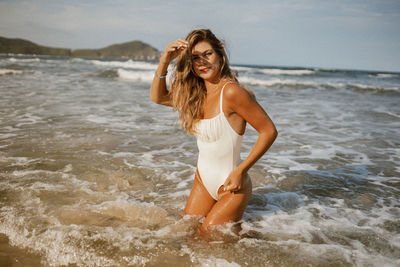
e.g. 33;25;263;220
200;175;252;230
184;169;216;216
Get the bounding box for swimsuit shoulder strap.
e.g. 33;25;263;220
219;81;236;113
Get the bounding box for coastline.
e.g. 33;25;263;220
0;36;161;61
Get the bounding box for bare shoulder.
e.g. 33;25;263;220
224;82;256;103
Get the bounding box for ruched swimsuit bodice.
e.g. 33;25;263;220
195;82;243;200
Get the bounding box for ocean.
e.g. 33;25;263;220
0;55;399;266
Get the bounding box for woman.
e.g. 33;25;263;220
150;29;277;232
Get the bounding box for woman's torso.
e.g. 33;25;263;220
194;81;245;200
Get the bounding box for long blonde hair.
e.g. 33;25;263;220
169;29;238;135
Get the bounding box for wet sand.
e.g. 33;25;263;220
0;234;44;267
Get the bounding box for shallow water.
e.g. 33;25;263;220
0;55;399;266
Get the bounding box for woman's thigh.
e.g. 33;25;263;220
200;175;252;229
184;169;216;216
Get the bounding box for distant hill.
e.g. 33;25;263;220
0;36;161;60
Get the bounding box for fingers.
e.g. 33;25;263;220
162;39;189;62
222;170;245;193
177;38;188;45
223;182;241;192
174;39;189;51
222;184;228;192
167;39;188;51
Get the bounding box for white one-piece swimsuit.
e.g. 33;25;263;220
195;82;243;200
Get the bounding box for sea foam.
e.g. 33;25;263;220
91;59;158;70
117;69;154;82
0;68;23;75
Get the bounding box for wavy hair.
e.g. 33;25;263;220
169;29;238;135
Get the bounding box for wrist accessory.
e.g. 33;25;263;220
155;71;167;79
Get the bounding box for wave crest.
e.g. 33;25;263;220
238;76;399;92
91;59;158;70
117;69;154;82
0;69;23;75
233;66;316;76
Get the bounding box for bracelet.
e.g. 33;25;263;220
155;71;167;79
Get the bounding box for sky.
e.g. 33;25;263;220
1;0;400;72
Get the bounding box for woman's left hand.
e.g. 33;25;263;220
223;168;245;192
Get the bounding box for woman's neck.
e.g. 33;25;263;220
204;77;225;95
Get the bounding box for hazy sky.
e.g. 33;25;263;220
1;0;399;72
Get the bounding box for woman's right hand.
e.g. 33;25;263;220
160;39;189;63
151;39;187;106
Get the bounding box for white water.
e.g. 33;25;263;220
0;55;399;266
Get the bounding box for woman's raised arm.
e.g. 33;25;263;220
150;39;188;106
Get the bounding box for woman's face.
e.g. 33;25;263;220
191;41;221;82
